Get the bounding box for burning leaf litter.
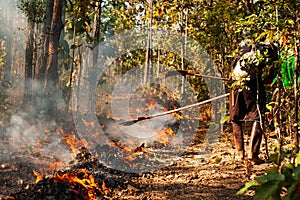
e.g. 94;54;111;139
3;147;133;200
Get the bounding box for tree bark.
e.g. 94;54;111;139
22;0;36;109
36;0;63;117
89;0;102;111
293;33;299;155
144;0;153;84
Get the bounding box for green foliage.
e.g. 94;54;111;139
237;160;300;199
17;0;47;23
0;42;11;122
0;50;6;68
14;0;299;143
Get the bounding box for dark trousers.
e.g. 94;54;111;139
229;86;265;157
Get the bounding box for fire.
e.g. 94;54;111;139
147;98;156;107
54;169;101;200
33;170;44;183
102;180;108;191
111;141;148;155
62;133;86;155
156;128;175;145
47;161;64;171
109;141;152;165
33;169;104;199
172;112;182;119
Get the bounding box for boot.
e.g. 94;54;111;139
249;121;264;164
232;122;244;161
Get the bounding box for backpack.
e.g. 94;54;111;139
232;42;278;81
232;46;257;81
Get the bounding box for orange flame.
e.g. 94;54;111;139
112;141;147;155
172;112;182;119
62;134;86;155
33;170;44;183
102;180;108;191
110;141;151;165
47;161;64;171
156;128;175;145
54;169;100;200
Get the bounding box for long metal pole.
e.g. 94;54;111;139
121;93;229;125
150;93;230;118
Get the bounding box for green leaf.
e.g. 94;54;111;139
266;167;279;174
236;181;259;195
294;166;300;173
285;183;297;200
256;173;285;184
254;181;281;200
283;163;295;171
266;104;272;111
220;115;230;123
293;166;300;179
267;153;279;163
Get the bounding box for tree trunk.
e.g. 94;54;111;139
294;32;299;155
144;0;153;84
22;0;36;110
36;0;53;78
89;0;102;111
36;0;63;117
293;7;299;156
180;9;188;96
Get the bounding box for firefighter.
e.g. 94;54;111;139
229;39;278;164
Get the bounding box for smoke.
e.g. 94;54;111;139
6;112;73;164
0;79;76;172
0;0;26;42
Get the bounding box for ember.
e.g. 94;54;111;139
62;133;87;155
47;161;64;171
101;180;109;192
5;147;135;199
53;169;100;200
111;140;148;155
33;170;43;184
156;127;175;145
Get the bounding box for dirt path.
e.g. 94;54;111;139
113;135;274;200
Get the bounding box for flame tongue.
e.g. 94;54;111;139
33;170;43;184
54;169;101;199
32;169;103;200
62;133;86;155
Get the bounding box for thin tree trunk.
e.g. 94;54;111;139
144;0;153;84
76;46;83;112
294;31;299;155
35;0;63;117
46;0;63;116
156;49;160;79
36;0;53;78
23;3;36;109
89;0;102;111
180;10;188;96
67;10;78;112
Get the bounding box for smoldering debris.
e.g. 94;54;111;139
1;112;76;171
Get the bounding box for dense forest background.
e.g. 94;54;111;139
0;0;300;198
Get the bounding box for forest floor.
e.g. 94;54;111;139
0;89;281;199
113;129;275;200
0;120;279;200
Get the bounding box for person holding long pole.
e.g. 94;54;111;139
230;39;278;164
